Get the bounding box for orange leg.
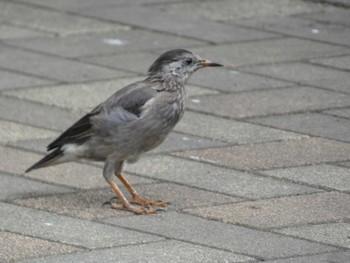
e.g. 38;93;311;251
106;179;156;214
116;174;167;207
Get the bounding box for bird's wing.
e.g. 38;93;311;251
47;81;157;151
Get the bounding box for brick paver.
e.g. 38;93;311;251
184;192;350;229
105;212;336;259
0;0;350;262
174;138;350;170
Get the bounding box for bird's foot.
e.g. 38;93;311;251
129;195;167;207
111;203;157;215
103;196;160;215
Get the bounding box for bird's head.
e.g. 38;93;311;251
147;49;222;83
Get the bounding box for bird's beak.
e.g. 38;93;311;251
199;59;223;67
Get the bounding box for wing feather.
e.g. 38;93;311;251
47;82;157;151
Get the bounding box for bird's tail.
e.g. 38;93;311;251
25;148;64;173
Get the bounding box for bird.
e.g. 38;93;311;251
25;49;222;214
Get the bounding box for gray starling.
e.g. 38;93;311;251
25;49;222;214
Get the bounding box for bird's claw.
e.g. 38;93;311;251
103;194;167;214
110;202;157;215
129;196;168;207
103;197;160;215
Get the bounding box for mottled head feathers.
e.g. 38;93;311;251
148;49;193;75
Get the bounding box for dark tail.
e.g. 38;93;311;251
25;148;63;173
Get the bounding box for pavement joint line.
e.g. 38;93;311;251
239;65;350;95
253;170;350;193
269;228;350;251
143;0;219;8
231;70;350;95
256;250;348;263
77;48;173;63
100;217;264;261
185;187;334;206
0;201;165;248
0;42;139;76
199;34;285;46
238;66;349;92
75;58;146;76
0;93;84;114
255;159;350;172
304;52;350;62
163;130;233;145
0;169;80;193
0;116;61;134
267;220;350;231
247;171;329;191
8;0;132;32
45;238;171;258
73;39;217;59
2;143;57;156
229;21;350;49
0;217;171;254
246;190;350;203
0;145;161;187
193;82;298;96
306;60;350;73
245;116;350;145
123;167;256;201
166;135;312;157
179;210;346;253
244;105;350;120
166;139;302;160
190;84;350;102
0;228;90;251
176;199;245;211
234;55;350;71
307;52;350;60
64;39;210;58
188;203;350;233
303;0;350;8
189;104;350;123
0;20;57;36
0;66;62;84
11;0;218;45
335;162;350;169
6;22;63;37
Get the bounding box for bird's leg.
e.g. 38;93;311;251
116;173;167;207
103;159;156;214
106;180;157;214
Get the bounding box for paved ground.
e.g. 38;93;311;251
0;0;350;262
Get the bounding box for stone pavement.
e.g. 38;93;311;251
0;0;350;262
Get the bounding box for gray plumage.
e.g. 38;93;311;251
26;49;222;214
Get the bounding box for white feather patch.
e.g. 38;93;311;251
140;98;155;115
62;144;88;157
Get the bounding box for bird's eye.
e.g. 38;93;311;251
184;58;193;65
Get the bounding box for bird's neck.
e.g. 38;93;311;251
146;73;186;92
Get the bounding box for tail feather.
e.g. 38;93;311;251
25;148;63;173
